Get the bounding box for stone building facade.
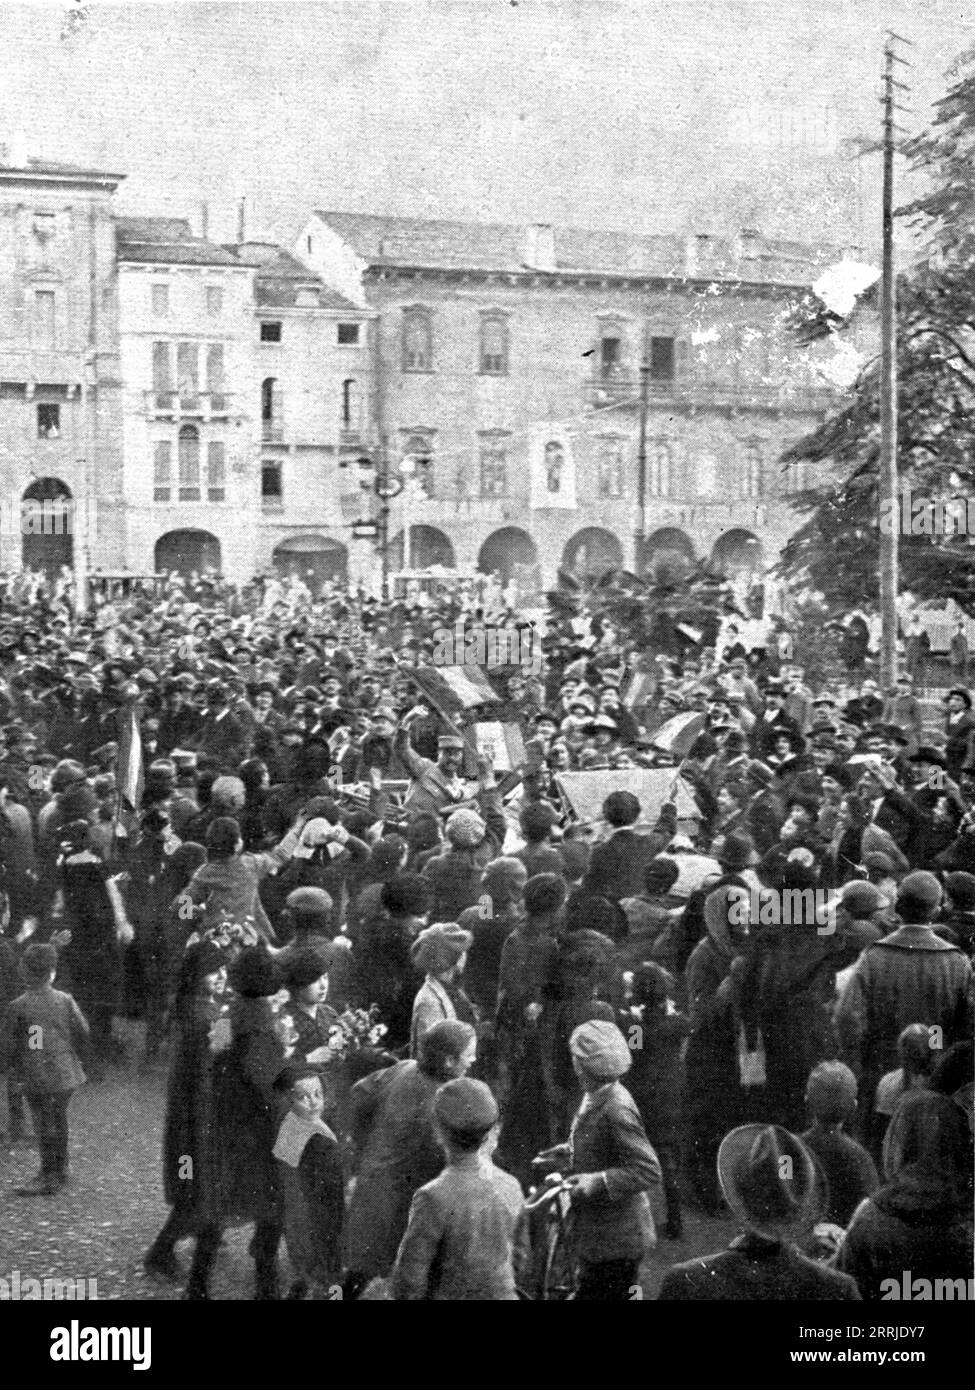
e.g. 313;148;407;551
0;150;126;584
296;212;852;597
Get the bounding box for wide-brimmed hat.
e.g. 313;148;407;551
945;687;972;709
717;1124;820;1240
909;744;947;768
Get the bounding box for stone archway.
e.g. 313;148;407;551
272;534;348;590
561;527;624;578
154;529;222;577
21;477;73;577
710;528;764;578
388;525;455;571
478;526;541;598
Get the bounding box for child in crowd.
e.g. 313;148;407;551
874;1022;936;1152
390;1077;527;1300
0;943;89;1195
272;1062;344;1300
800;1060;878;1228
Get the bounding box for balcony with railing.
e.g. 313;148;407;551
586;371;839;414
145;390;232;420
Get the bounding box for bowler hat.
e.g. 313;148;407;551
909;744;947;768
946;687;972;709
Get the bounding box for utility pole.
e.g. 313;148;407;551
636;329;650;575
878;31;912;689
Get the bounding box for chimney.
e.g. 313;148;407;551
738;227;760;262
200;201;209;242
9;130;29;168
237;197;246;244
523;223;556;273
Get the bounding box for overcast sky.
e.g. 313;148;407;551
2;0;972;253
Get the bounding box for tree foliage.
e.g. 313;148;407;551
777;49;975;614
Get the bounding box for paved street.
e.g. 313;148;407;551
2;1019;738;1302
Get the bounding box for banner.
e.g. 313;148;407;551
555;768;700;829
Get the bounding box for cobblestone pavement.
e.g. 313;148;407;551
1;1021;737;1301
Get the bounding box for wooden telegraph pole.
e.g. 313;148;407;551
878;32;912;689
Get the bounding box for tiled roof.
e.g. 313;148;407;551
0;156;124;182
312;211;841;286
115;216;244;267
241;245;364;312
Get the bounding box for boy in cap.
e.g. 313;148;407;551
389;1077;527;1300
272;1061;344;1300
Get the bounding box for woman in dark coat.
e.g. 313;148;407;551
56;818;132;1069
184;947;288;1300
835;1090;973;1299
342;1019;476;1299
683;883;751;1211
144;940;227;1281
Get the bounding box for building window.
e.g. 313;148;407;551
152;283;170;317
544;440;565;494
341;379;359;433
741;443;762;499
784;456;807;493
479;437;508;497
649;336;676;383
260;320;282;343
479;316;508;375
33;211;56;242
649;441;671;497
600;335;622;379
338;323;360;345
403;435;434;496
152;342;173;408
178;425;200;501
402;309;433;372
597;437;626;498
154;441;172;501
207;442;226;502
177;343;199;410
34;290;56;351
261;461;283;508
206;343;226;411
37;403;60;439
262;377;283;442
206;286;223;318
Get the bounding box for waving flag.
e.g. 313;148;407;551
117;700;144;812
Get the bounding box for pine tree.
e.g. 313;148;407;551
777;48;975;613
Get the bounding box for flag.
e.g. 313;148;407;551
407;663;498;715
117;700;144;812
473;721;526;772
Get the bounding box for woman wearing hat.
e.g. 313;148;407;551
536;1019;663;1300
144;940;227;1282
409;923;476;1056
343;1019;477;1298
835;1090;973;1300
683;884;753;1211
184;946;289;1299
658;1124;860;1299
943;687;975;782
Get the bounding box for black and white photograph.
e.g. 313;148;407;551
0;0;972;1347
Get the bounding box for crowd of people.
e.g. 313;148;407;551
0;567;972;1300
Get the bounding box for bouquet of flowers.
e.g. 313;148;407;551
325;1006;388;1058
188;915;260;952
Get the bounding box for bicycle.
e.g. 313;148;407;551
523;1170;579;1301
